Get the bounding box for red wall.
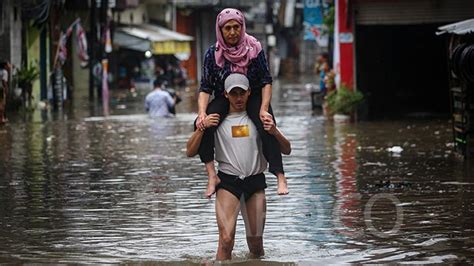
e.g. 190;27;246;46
338;0;354;89
176;10;198;84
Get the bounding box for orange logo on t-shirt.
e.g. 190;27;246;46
232;125;250;138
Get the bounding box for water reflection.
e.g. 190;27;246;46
331;124;363;239
0;84;474;263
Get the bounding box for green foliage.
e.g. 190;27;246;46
323;5;335;35
16;62;40;85
326;84;364;115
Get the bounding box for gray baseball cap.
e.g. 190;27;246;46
224;73;250;93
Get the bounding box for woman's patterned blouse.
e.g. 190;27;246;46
199;45;273;97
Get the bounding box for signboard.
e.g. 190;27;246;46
339;32;353;43
303;0;329;47
152;41;191;55
95;0;117;8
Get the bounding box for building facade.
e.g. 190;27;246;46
335;0;474;119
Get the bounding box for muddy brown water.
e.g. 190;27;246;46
0;81;473;264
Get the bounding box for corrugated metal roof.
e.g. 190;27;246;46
114;31;151;52
114;23;194;54
355;0;474;26
119;24;194;42
437;18;474;35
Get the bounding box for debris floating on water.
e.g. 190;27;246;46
387;146;403;153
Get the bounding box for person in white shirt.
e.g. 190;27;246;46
144;79;177;118
186;73;291;261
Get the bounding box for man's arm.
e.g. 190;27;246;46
186;128;205;157
165;93;176;108
263;115;291;155
271;127;291;155
186;113;220;157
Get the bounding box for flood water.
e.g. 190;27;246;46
0;80;473;264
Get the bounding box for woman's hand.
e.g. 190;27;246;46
262;113;276;135
197;92;210;130
196;112;207;131
201;113;220;130
259;109;271;124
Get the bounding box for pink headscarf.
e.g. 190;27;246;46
215;8;262;74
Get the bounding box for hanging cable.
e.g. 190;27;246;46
21;0;52;26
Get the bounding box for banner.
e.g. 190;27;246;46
76;22;90;66
54;19;89;68
303;0;328;47
105;25;112;53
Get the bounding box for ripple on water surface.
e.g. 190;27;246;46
0;114;473;264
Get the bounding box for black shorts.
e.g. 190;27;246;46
216;171;267;201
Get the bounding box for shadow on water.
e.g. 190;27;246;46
0;80;474;264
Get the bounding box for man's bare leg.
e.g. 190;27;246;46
276;173;288;195
215;189;240;261
241;190;266;258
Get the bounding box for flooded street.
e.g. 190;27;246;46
0;81;473;264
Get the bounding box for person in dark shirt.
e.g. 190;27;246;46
194;8;288;198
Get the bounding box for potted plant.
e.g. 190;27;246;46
326;84;364;122
16;62;40;108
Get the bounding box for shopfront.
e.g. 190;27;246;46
113;23;193;90
350;0;474;119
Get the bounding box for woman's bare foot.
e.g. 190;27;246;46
277;173;289;195
205;175;221;198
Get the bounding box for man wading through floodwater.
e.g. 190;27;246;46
186;73;291;261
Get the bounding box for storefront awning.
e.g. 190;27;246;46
114;23;193;55
437;18;474;35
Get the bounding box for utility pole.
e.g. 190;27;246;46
40;22;48;100
98;0;108;100
89;0;97;100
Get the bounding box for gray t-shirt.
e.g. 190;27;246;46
214;111;267;179
144;89;174;117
